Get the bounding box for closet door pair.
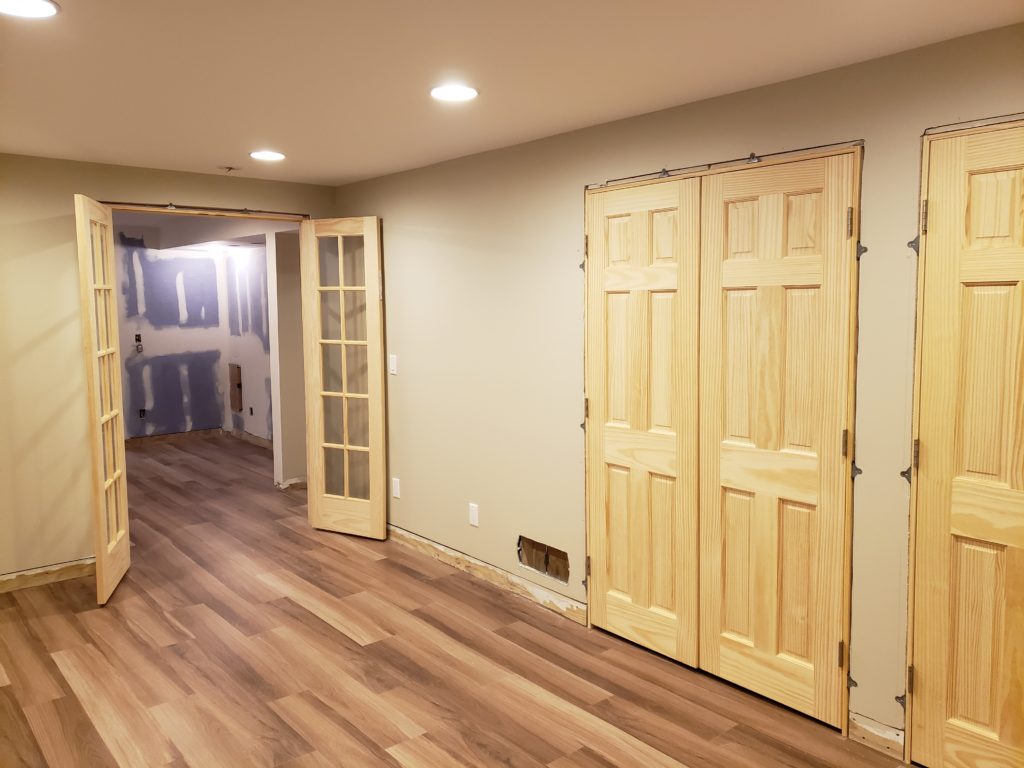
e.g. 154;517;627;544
585;150;859;727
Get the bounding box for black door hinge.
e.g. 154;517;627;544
846;207;855;238
921;200;929;234
841;429;849;459
838;640;845;667
912;438;921;471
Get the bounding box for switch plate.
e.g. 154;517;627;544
392;477;401;498
388;354;398;375
468;502;479;527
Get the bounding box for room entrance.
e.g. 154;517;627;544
73;197;387;604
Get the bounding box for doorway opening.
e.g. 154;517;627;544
111;209;307;489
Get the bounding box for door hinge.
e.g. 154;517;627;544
838;640;845;667
585;555;591;577
584;397;589;419
907;664;915;695
846;207;855;238
584;234;589;257
921;200;929;235
912;438;921;470
841;429;849;459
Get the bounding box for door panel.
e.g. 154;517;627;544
74;195;130;604
300;218;386;539
699;153;858;726
912;122;1024;768
585;179;699;665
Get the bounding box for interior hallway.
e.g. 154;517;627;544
0;435;897;767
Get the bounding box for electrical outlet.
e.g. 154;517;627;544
138;408;146;418
249;407;253;416
388;354;398;375
468;502;479;527
391;477;401;498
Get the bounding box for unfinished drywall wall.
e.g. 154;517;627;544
268;231;307;486
334;24;1024;731
0;155;334;577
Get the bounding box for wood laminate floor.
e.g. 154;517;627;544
0;434;898;767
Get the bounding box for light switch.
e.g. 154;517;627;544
388;354;398;375
468;502;479;527
392;477;401;498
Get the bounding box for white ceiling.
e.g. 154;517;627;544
2;1;1021;186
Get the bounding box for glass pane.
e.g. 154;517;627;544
348;450;370;500
321;345;343;392
91;221;106;285
94;290;109;349
344;291;367;341
345;345;368;394
347;397;369;448
324;447;345;496
323;396;344;445
318;237;340;287
320;291;342;339
342;236;365;287
98;356;111;415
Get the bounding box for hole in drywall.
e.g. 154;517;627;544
229;363;242;412
517;535;569;583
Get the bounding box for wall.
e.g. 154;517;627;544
0;155;334;577
268;231;307;486
334;25;1024;732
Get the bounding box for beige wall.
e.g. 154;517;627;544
0;154;334;576
334;25;1024;730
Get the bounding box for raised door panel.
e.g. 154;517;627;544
585;179;699;665
699;153;858;727
912;123;1024;768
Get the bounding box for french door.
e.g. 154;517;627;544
74;195;131;604
911;121;1024;768
300;217;387;539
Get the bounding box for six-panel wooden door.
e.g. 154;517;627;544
585;179;700;664
911;122;1024;768
698;153;858;726
300;217;387;539
74;195;132;604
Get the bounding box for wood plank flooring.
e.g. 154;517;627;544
0;434;899;767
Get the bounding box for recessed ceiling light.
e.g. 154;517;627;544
250;149;285;162
0;0;60;17
430;83;478;103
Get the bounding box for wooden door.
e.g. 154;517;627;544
300;217;387;539
585;178;700;664
698;152;859;725
74;195;131;604
911;122;1024;768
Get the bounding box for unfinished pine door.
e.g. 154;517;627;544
911;122;1024;768
699;153;858;725
300;217;387;539
585;178;700;664
74;195;131;604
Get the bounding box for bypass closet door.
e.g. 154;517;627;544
74;195;131;604
300;218;387;539
699;153;858;725
585;178;700;664
911;123;1024;768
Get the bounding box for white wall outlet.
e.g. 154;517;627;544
468;502;479;527
388;354;398;375
391;477;401;498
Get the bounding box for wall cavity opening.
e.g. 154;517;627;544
517;535;569;583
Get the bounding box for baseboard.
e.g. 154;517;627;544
0;558;96;594
848;712;905;759
388;525;587;626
